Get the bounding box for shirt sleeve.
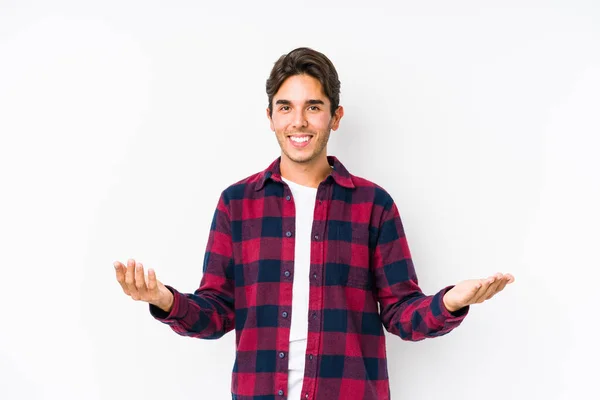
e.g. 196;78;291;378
372;195;469;341
148;192;235;339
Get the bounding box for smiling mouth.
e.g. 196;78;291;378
287;135;313;148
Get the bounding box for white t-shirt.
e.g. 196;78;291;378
281;176;317;400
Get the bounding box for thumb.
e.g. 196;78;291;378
471;279;483;293
458;279;482;299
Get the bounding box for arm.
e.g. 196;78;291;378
372;196;469;341
149;192;235;340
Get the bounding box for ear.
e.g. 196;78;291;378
266;107;275;132
330;106;344;131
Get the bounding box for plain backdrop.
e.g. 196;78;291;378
1;1;599;399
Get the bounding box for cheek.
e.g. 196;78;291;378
271;117;288;133
274;123;287;135
311;115;332;130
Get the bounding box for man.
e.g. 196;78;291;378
114;47;514;400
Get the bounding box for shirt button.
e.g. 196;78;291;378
279;352;285;358
305;394;309;399
313;234;319;240
309;354;313;360
311;312;317;319
282;311;288;318
278;389;284;396
284;270;291;277
286;231;292;237
312;273;317;279
286;195;291;201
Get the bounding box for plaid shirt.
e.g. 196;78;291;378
150;155;469;400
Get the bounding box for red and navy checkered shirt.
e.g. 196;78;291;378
150;155;469;400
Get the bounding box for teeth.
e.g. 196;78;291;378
291;136;310;143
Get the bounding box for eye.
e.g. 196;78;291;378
280;106;290;111
308;106;320;111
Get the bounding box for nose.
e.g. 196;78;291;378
291;109;308;129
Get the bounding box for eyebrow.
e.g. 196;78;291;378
275;99;325;106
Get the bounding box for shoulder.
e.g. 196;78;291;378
332;156;396;211
349;174;395;211
218;170;265;205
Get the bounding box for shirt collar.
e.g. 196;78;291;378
255;155;355;191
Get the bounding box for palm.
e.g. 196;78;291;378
443;273;515;312
114;258;174;311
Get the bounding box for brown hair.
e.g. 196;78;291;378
266;47;341;117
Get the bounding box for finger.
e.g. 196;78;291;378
463;279;487;305
147;268;158;292
114;261;125;282
472;276;497;303
480;276;504;301
113;261;130;295
125;258;139;299
490;274;514;297
482;275;504;300
487;278;508;299
468;279;484;296
135;261;148;298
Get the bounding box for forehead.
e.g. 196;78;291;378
274;74;328;102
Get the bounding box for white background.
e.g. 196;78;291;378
1;1;599;399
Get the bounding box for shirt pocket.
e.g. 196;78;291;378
333;224;373;290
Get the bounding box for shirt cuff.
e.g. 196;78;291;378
435;285;470;322
148;285;189;321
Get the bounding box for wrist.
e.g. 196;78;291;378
154;287;174;313
443;293;461;313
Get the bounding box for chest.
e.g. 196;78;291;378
229;184;378;290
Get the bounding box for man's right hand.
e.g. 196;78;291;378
114;258;174;313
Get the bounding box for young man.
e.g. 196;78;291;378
114;47;514;400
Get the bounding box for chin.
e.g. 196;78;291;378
288;155;314;164
283;151;315;164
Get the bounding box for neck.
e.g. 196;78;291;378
279;154;331;188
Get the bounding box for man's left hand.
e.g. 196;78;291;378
443;273;515;313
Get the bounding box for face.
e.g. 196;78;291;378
267;74;343;165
